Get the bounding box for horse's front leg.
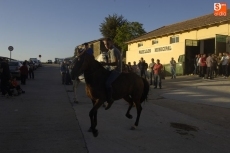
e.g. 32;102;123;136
73;79;80;103
131;101;142;130
123;96;134;119
88;99;104;137
88;100;96;132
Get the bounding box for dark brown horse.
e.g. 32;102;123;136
71;52;149;137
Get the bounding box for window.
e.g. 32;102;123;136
138;42;143;47
185;40;198;46
170;35;179;44
152;39;158;45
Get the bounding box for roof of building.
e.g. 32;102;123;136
126;9;230;44
87;38;104;44
76;38;104;48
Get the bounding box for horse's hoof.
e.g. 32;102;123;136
130;125;137;130
88;128;92;132
93;129;99;137
126;114;133;119
103;103;107;107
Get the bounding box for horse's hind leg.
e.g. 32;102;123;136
89;99;104;137
123;96;134;119
131;101;142;130
88;110;97;132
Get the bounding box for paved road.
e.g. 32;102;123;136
66;73;230;153
0;64;87;153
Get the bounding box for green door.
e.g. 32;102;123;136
163;54;185;76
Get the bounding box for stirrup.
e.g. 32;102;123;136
105;99;114;110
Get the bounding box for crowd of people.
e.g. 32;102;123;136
0;58;38;97
60;60;73;85
121;52;230;89
122;57;177;89
193;52;230;79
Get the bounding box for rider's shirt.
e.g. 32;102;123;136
101;51;110;70
107;46;122;72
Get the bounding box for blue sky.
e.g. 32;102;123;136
0;0;227;62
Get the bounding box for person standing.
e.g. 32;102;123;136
127;62;133;73
221;52;229;78
132;61;139;75
60;61;67;84
197;54;201;77
148;58;155;85
144;60;148;79
206;53;213;79
170;57;176;79
137;60;141;76
200;54;207;78
101;38;122;110
19;62;28;85
138;58;146;78
217;53;223;76
28;60;34;79
65;63;72;85
193;55;198;75
228;53;230;76
153;59;163;89
212;54;218;78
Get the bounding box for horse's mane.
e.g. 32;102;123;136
85;53;108;72
94;59;107;71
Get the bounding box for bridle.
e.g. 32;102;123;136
72;53;99;80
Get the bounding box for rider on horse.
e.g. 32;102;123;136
101;38;122;110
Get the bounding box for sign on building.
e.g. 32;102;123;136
139;49;151;54
138;45;172;54
154;46;172;52
216;34;227;43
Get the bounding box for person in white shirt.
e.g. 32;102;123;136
197;54;202;77
220;52;229;78
132;61;139;75
148;58;155;85
170;57;176;79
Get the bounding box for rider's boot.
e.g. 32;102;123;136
105;88;114;110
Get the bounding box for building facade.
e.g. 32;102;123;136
74;38;107;58
126;9;230;75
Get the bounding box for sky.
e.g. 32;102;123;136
0;0;228;62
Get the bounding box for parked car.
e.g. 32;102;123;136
29;58;38;62
29;58;39;69
33;61;39;68
8;61;22;78
47;60;52;64
28;60;37;70
58;59;64;65
38;60;42;67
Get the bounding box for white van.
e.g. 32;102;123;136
29;58;39;68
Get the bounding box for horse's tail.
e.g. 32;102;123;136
140;78;149;103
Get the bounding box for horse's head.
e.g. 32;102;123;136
70;51;94;80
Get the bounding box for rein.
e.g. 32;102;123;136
73;53;102;81
80;64;101;80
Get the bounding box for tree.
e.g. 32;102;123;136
99;14;127;40
114;22;146;57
